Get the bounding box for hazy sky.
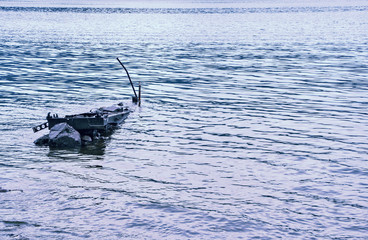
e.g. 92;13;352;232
1;0;367;8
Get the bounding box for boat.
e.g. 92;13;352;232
32;58;141;139
32;102;134;138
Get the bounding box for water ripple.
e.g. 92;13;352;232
1;2;368;239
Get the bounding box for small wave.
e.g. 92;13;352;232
1;6;368;14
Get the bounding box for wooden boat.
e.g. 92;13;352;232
32;57;141;138
37;103;134;135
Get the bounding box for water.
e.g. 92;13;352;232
1;0;368;239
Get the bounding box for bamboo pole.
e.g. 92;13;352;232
138;82;141;107
116;57;137;98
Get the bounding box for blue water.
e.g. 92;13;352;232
1;0;368;239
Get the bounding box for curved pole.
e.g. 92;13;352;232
116;57;137;98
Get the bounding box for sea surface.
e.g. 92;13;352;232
0;0;368;239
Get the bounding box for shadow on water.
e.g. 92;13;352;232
45;128;122;157
47;140;107;157
79;139;107;156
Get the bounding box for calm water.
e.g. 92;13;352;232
1;0;368;239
